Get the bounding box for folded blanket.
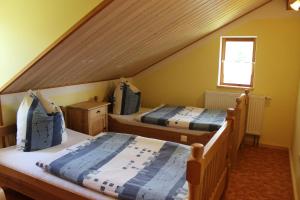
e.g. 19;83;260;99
138;105;226;132
37;132;190;200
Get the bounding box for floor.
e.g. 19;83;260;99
224;145;294;200
3;146;294;200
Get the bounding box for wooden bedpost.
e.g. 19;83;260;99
0;187;6;200
226;108;235;132
245;89;250;100
187;143;204;200
224;108;236;193
229;90;249;165
0;97;3;126
236;90;250;146
226;107;236;162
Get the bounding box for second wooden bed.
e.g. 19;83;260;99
109;91;249;163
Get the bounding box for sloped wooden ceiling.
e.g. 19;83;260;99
0;0;271;94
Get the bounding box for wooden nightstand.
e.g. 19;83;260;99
66;101;110;136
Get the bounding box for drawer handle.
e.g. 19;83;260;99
96;110;101;114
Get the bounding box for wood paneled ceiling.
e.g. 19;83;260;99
0;0;271;94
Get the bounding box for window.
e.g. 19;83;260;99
218;37;256;88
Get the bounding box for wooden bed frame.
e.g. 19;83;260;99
109;91;249;163
109;116;214;145
0;187;5;200
229;91;249;163
0;107;237;200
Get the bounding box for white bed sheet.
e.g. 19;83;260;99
109;108;208;136
0;129;114;200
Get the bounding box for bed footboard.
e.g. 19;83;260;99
187;109;234;200
230;90;249;164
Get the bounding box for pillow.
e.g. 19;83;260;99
36;90;67;143
112;78;141;115
16;90;67;152
36;90;57;114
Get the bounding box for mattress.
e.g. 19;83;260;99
138;106;226;132
109;108;210;136
37;132;190;200
0;129;114;200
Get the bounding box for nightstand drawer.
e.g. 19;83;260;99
89;116;105;136
89;107;107;119
89;108;107;136
66;101;110;135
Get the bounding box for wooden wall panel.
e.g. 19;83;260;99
0;0;271;94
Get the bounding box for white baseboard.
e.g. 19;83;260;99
289;149;299;200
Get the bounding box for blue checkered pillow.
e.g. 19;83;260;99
113;79;141;115
16;90;67;152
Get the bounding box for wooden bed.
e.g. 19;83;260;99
109;91;249;163
0;108;236;200
0;188;5;200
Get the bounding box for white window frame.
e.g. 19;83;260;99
218;36;257;88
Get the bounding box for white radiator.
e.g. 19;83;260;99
246;95;265;136
205;91;266;136
204;91;240;109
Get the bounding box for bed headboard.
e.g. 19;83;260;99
204;91;241;109
0;124;16;148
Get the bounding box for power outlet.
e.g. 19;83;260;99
180;135;188;143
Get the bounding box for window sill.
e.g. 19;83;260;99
217;84;253;90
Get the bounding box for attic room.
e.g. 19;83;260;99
0;0;300;199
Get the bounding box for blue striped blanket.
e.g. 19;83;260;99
36;132;190;200
138;105;226;132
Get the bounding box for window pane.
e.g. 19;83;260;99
220;39;255;87
225;41;254;62
223;61;252;85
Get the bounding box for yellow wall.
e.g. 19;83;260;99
1;81;116;125
0;0;117;125
0;0;102;87
133;0;300;148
